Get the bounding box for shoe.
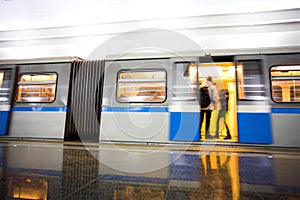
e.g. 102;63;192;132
224;136;231;140
206;135;214;139
214;133;219;139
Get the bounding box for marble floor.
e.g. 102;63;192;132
0;140;300;200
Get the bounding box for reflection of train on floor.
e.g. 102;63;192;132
0;54;300;147
4;143;299;200
3;142;300;200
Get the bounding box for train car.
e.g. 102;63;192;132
0;53;300;147
0;57;106;141
100;53;300;147
0;57;77;140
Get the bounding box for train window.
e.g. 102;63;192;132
16;73;57;103
117;69;166;103
237;60;266;100
271;65;300;102
0;69;12;102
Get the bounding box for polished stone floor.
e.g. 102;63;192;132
0;140;300;200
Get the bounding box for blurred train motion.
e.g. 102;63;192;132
0;53;300;147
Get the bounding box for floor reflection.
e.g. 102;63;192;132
62;148;99;199
0;142;299;200
199;154;237;199
7;176;48;200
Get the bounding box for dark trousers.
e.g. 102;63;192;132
215;110;230;138
200;109;212;137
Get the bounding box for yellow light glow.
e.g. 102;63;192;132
0;72;3;86
25;178;32;183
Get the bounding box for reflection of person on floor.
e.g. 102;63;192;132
215;89;231;139
200;154;232;199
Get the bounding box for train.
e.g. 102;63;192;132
0;53;299;147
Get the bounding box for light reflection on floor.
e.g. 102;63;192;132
0;140;299;200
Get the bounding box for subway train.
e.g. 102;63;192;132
0;53;299;147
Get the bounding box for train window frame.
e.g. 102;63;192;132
270;65;300;103
116;68;167;103
15;72;58;103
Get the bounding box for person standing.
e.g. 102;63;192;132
215;88;231;139
200;76;218;139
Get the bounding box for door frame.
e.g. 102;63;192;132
234;55;273;144
169;57;201;141
0;65;17;135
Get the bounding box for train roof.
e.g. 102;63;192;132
0;57;82;65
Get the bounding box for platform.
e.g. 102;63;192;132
0;139;299;199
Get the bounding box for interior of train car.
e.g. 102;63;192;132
271;65;300;103
117;70;166;103
16;73;57;103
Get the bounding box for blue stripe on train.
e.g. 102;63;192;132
101;107;168;112
238;112;273;144
169;112;200;141
0;111;10;135
12;107;69;112
271;108;300;114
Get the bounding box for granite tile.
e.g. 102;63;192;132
0;141;299;199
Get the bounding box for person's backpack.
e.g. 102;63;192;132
200;86;211;108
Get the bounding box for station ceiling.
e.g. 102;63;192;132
1;0;300;30
0;0;300;59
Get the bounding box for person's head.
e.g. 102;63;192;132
206;76;212;82
220;88;229;96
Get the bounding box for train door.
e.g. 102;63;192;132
0;65;16;135
198;57;238;141
235;55;272;144
169;56;238;141
169;58;201;141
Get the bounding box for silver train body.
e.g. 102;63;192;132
0;53;299;147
